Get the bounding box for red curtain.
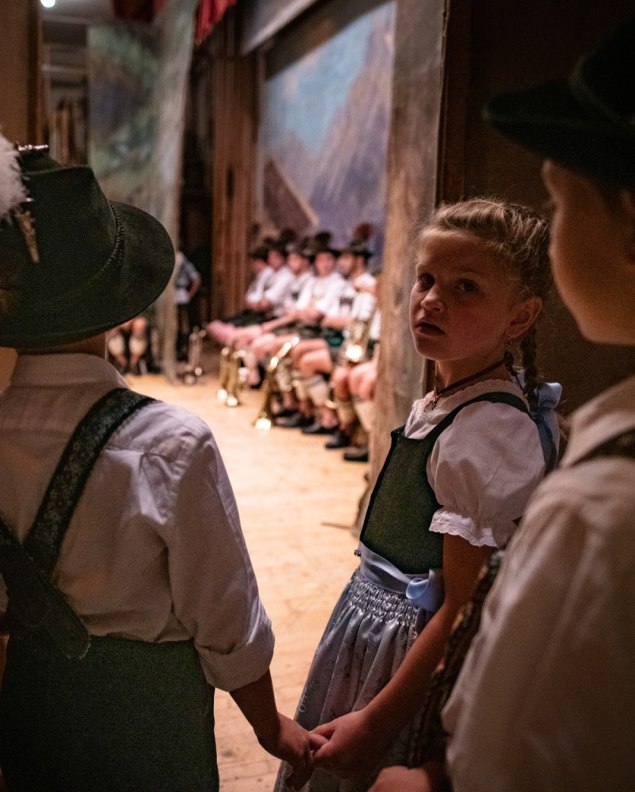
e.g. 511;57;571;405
111;1;234;41
110;0;167;23
195;0;237;44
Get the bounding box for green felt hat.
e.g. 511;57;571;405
484;15;635;187
0;145;174;349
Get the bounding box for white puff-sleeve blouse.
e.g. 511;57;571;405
404;379;546;550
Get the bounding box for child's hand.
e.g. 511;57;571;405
310;709;388;779
369;766;438;792
257;713;313;789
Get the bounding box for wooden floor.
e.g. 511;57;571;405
127;359;363;790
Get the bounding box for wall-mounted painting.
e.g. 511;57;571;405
261;0;395;262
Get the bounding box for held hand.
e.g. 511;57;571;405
369;766;437;792
310;709;388;779
257;713;313;790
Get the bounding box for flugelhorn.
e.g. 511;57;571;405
338;310;375;365
217;345;243;407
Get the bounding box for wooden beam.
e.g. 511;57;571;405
372;0;447;473
210;10;257;319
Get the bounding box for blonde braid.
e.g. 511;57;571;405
520;327;539;413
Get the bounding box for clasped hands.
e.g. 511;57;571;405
282;709;389;789
283;709;441;791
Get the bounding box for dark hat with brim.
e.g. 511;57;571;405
287;240;316;261
249;245;271;262
484;15;635;187
342;239;372;260
0;147;174;349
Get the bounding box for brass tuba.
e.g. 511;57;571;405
254;336;300;430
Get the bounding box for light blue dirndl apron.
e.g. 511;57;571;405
276;392;528;792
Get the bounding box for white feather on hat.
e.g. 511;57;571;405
0;131;27;222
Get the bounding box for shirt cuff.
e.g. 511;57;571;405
195;609;275;692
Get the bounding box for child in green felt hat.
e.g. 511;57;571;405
0;141;312;791
370;14;635;792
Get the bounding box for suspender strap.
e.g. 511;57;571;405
24;388;154;571
0;387;154;659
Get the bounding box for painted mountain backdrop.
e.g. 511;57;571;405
262;1;395;261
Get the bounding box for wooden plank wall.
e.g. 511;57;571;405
441;0;635;411
209;10;258;320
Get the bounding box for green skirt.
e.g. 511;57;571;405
0;633;218;792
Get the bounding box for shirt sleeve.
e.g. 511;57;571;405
246;267;272;303
184;258;201;285
263;267;294;309
293;276;315;310
443;461;635;792
351;290;376;321
426;402;545;548
160;423;274;691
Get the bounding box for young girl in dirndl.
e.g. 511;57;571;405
277;198;561;791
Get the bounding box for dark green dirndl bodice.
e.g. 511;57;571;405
0;388;218;792
360;392;529;575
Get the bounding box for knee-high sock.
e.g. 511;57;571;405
276;361;294;392
107;332;125;357
335;398;356;427
353;396;375;433
305;374;330;407
243;348;258;371
129;334;147;358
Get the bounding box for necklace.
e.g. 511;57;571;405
425;355;508;411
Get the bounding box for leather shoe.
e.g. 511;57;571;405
302;420;336;435
325;429;351;449
343;446;369;462
276;413;314;429
273;406;298;419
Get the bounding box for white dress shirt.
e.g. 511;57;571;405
0;354;274;692
295;271;347;316
443;373;635;792
262;265;296;315
246;265;274;305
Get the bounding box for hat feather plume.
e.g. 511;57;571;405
0;131;27;222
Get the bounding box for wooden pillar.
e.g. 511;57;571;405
372;0;447;472
209;11;258;320
0;0;42;143
0;0;40;391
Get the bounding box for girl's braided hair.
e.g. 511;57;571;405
419;198;551;412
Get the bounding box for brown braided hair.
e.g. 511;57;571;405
417;198;551;412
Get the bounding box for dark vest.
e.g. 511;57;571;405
360;392;529;574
